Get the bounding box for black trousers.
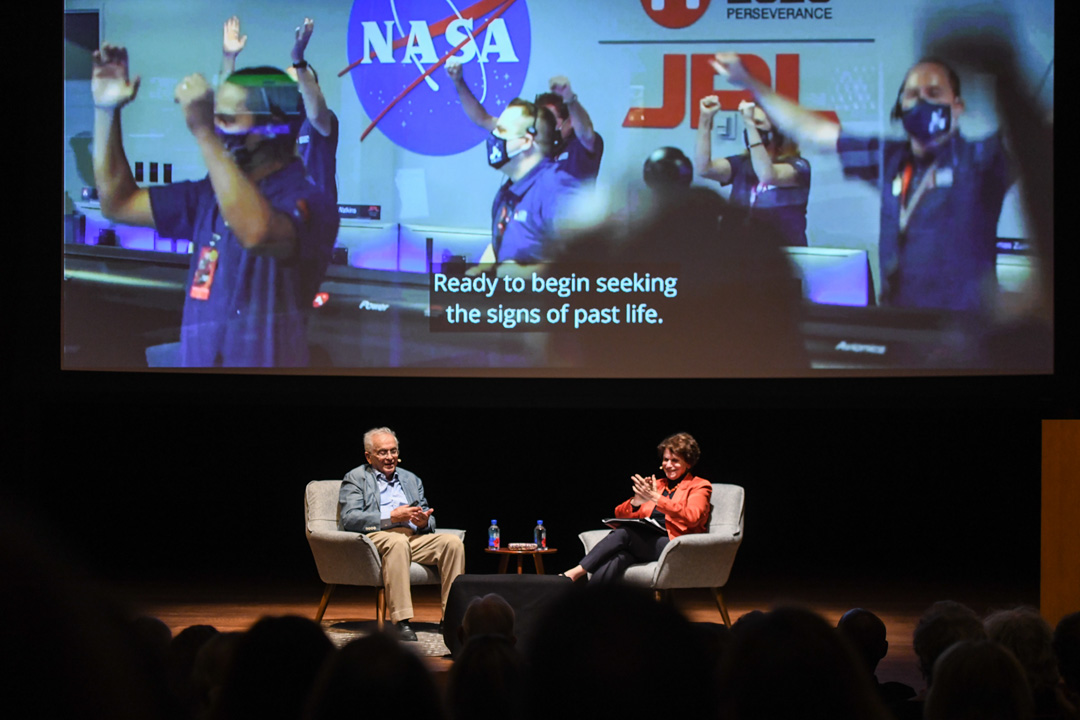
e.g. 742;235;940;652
579;525;669;583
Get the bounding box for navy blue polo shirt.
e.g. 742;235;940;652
723;152;811;247
554;129;604;181
149;160;339;367
491;158;581;264
837;130;1011;311
297;110;339;206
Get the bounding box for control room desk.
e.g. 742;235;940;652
485;548;557;575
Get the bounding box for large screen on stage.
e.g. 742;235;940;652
62;0;1055;377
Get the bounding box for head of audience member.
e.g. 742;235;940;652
717;606;892;720
534;91;571;140
488;99;557;177
304;631;445;720
527;584;716;719
837;608;890;675
924;639;1033;720
216;67;302;173
889;58;965;149
1;504;171;720
459;593;516;646
210;615;333;720
363;426;400;477
192;631;243;720
984;607;1061;705
913;601;988;686
167;624;220;719
547;187;806;376
445;634;528;720
1054;612;1080;698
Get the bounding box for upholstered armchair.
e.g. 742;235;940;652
305;479;466;623
578;483;744;625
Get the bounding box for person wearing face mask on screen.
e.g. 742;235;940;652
696;96;811;247
711;52;1014;313
471;98;581;277
221;16;339;206
91;45;338;367
446;60;604;182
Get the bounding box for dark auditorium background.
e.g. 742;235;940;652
6;362;1075;597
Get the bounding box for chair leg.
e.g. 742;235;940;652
315;584;335;622
712;587;732;627
376;587;386;629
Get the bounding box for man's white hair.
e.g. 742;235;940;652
363;427;397;453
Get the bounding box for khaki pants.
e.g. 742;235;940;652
367;528;465;623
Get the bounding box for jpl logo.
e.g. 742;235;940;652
346;0;532;156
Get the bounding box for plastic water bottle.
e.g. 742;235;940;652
488;519;500;549
534;520;547;549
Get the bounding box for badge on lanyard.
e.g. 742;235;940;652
189;233;221;300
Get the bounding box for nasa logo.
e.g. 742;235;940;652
641;0;711;29
346;0;532;156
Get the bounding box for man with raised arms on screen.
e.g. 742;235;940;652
447;60;604;182
339;428;465;642
91;45;338;367
221;16;339;206
711;52;1014;313
473;98;581;276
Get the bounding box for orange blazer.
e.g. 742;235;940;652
613;474;712;540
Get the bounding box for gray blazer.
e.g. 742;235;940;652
339;464;437;535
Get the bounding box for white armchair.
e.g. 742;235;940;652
304;480;466;624
578;483;744;625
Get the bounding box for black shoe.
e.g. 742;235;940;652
395;621;418;642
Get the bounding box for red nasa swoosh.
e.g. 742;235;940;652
342;0;520;142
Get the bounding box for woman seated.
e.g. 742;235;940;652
561;432;712;583
695;95;812;247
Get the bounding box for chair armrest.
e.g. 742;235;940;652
652;528;743;589
306;528;384;586
578;529;611;555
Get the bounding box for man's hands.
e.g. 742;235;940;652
92;44;141;110
223;16;247;57
445;57;465;83
699;95;721;123
174;74;215;136
632;474;660;505
710;52;753;88
389;504;434;529
292;17;314;65
549;75;574;102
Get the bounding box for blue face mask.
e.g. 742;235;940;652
487;131;529;169
901;98;952;144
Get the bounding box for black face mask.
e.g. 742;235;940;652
216;129;257;170
901;98;952;144
744;128;773;149
486;132;528;169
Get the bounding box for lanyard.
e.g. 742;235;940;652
898;158;939;237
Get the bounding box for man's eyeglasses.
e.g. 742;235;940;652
371;448;399;458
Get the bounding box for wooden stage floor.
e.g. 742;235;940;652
119;575;1037;693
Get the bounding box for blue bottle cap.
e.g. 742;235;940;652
491;519;497;524
538;520;543;524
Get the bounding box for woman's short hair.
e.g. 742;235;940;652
657;432;701;468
